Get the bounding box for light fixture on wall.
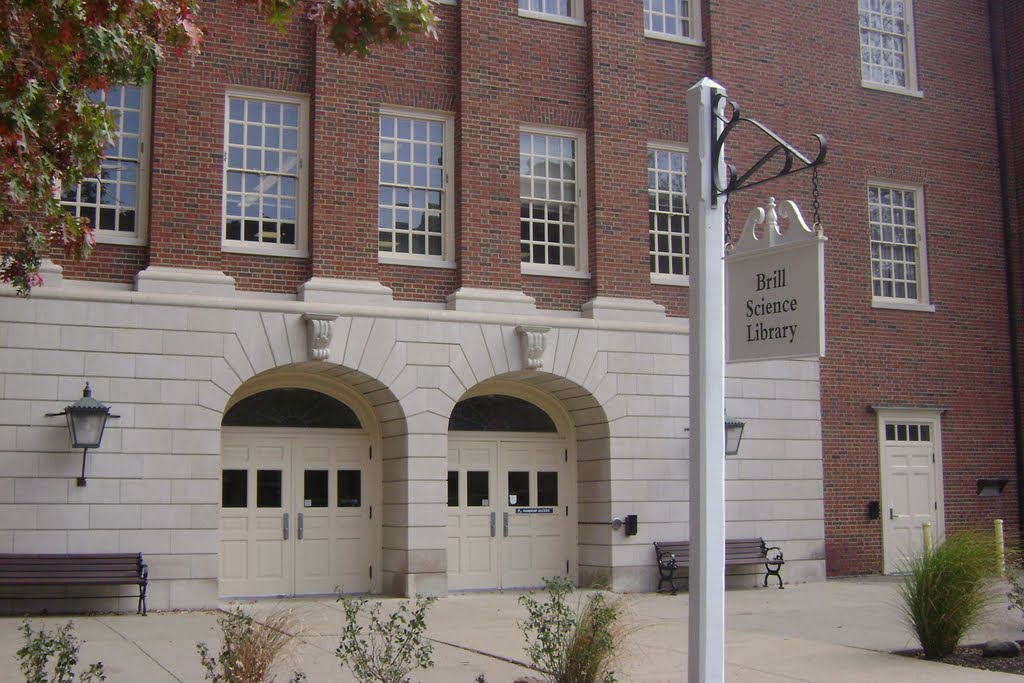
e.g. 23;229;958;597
47;383;113;487
724;415;746;455
686;415;747;455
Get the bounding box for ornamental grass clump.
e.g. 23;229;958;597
896;532;1001;659
519;576;627;683
197;607;305;683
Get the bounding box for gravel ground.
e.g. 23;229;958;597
897;644;1024;676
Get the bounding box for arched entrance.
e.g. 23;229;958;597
219;387;378;597
447;392;575;590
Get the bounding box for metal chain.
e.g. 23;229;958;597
724;195;732;248
811;167;822;228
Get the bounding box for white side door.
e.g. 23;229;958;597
880;416;942;573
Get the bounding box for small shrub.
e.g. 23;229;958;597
896;532;1000;659
197;607;304;683
17;621;105;683
336;595;437;683
518;576;626;683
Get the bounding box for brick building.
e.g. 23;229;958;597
0;0;1019;610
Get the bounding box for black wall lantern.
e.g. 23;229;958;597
725;415;746;455
48;383;113;487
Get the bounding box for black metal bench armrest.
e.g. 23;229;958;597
657;553;678;570
764;546;784;564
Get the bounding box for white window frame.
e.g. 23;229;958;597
858;0;923;97
222;88;310;258
867;181;933;312
60;83;152;247
377;107;455;269
648;142;689;286
518;0;585;26
520;125;589;279
643;0;702;46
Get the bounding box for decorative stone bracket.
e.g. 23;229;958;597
515;325;550;370
302;314;338;361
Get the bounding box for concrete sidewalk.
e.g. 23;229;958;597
2;577;1024;681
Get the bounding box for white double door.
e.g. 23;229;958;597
448;435;574;590
219;429;376;597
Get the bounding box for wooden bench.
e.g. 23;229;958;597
653;538;784;595
0;553;148;615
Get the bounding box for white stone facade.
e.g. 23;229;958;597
0;269;824;610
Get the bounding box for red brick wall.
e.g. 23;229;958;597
993;0;1024;553
703;0;1018;573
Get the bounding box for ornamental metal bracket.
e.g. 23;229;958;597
515;325;550;370
711;92;828;207
302;314;337;362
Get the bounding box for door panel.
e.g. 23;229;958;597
501;441;570;588
219;441;292;597
447;441;499;590
883;436;938;573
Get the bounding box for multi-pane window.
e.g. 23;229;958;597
884;423;932;442
644;0;695;41
520;130;583;271
859;0;917;91
868;184;927;303
648;147;689;279
519;0;572;18
60;85;148;244
223;92;305;253
378;112;449;261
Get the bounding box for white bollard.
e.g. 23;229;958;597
922;521;932;554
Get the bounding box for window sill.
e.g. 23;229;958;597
222;243;309;259
860;81;924;98
518;9;585;27
643;30;702;47
94;233;147;247
651;273;690;287
871;299;935;313
521;264;591;280
379;253;455;269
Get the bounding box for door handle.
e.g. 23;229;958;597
503;511;509;538
489;511;496;537
283;512;289;540
889;507;895;520
298;512;304;540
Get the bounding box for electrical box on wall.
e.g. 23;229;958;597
624;514;638;536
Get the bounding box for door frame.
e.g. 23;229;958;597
875;408;945;574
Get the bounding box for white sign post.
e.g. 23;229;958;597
726;197;826;363
686;77;728;683
685;80;827;683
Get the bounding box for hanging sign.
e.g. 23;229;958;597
726;198;826;363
